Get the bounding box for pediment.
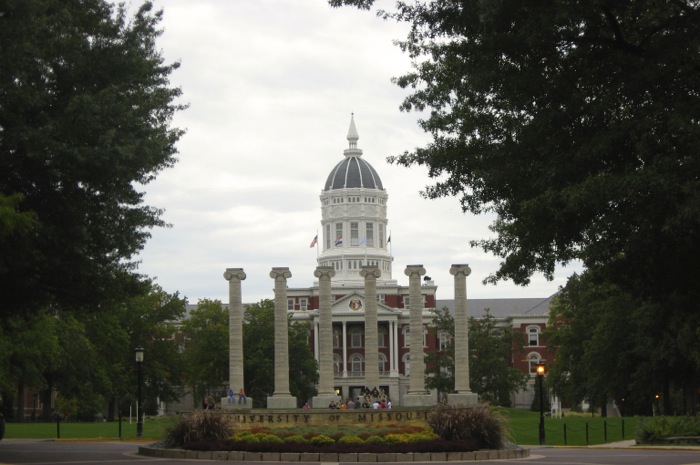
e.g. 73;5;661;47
331;292;400;316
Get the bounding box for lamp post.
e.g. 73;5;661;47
135;347;144;438
536;363;546;445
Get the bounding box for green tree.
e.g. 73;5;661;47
243;300;318;408
330;0;700;297
0;0;185;317
332;0;700;415
548;272;700;416
426;307;527;406
181;299;229;407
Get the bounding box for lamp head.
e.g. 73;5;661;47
134;346;144;363
536;363;546;376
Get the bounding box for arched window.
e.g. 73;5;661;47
351;328;363;348
528;353;542;374
349;354;364;376
402;353;411;376
402;326;410;347
378;353;387;374
438;330;451;351
333;354;342;375
527;326;540;346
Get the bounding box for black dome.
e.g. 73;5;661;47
324;156;384;191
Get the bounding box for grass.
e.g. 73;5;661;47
3;409;640;446
503;408;636;446
3;416;174;440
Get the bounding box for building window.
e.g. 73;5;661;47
378;327;387;347
350;354;364;376
333;354;342;375
403;353;410;376
402;326;410;347
287;299;294;311
376;294;385;303
351;328;363;348
335;222;343;247
528;326;540;346
438;330;451;350
528;353;542;374
366;223;374;247
403;296;409;307
351;222;359;246
378;353;387;374
299;298;308;311
333;330;340;348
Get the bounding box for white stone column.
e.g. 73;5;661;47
342;321;348;377
403;264;436;406
360;266;381;391
222;268;252;409
314;322;320;361
312;266;340;408
389;320;397;376
392;320;399;376
448;264;479;405
267;267;297;409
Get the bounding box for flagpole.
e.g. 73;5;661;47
316;230;319;260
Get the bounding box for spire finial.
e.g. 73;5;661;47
347;113;359;149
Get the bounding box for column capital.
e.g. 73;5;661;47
270;267;292;280
359;266;381;279
404;264;426;277
224;268;247;281
314;266;336;279
449;264;472;277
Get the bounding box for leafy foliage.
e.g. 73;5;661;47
181;299;230;405
242;300;318;407
0;0;185;317
427;404;509;449
164;412;234;448
637;416;700;444
425;307;527;406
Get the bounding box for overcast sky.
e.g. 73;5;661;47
131;0;581;305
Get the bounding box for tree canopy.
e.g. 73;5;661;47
0;0;185;316
425;307;527;406
330;0;700;300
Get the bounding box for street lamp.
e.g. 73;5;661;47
135;347;144;438
536;363;546;445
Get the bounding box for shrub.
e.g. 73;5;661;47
283;434;308;444
338;435;365;444
427;403;509;449
255;433;283;444
164;413;234;448
365;435;385;444
308;434;335;446
637;416;700;444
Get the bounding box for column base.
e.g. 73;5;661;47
267;396;298;409
221;397;253;409
403;393;437;407
447;392;479;406
311;394;342;409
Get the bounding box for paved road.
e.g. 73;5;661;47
1;439;700;465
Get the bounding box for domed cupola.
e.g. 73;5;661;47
324;114;384;191
316;115;394;285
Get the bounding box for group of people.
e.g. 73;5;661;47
326;386;392;410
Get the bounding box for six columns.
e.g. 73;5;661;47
224;263;474;409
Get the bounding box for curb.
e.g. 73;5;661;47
138;444;530;462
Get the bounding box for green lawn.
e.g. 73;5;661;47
502;408;636;446
3;409;638;446
3;416;174;440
